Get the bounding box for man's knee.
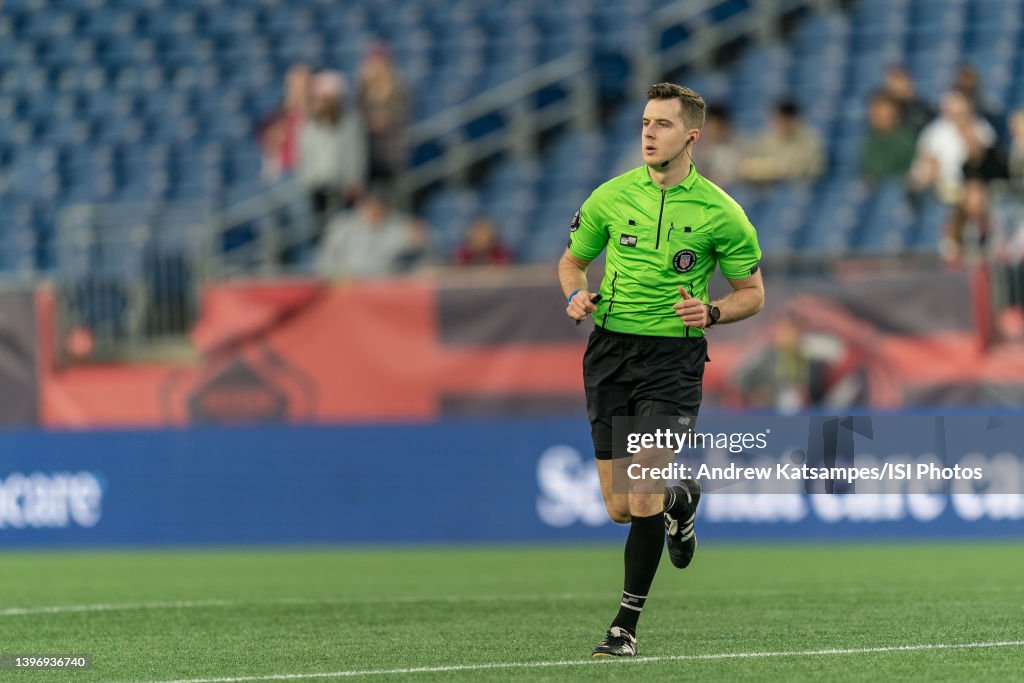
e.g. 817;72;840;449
628;491;664;518
605;499;631;524
607;509;631;524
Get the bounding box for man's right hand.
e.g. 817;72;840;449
567;290;598;321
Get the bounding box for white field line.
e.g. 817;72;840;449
126;640;1024;683
4;584;1022;617
0;594;593;617
0;593;637;618
0;599;234;616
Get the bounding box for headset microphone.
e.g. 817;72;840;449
659;135;696;169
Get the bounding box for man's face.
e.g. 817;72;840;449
362;53;389;81
312;93;338;120
467;220;496;251
942;92;971;124
885;69;912;100
868;98;898;132
359;197;389;225
641;99;695;168
955;67;978;97
773;113;797;137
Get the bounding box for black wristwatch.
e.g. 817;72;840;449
706;304;721;328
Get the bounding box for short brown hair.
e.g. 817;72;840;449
647;83;706;130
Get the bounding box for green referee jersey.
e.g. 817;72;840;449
567;164;761;338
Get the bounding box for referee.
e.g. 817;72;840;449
558;83;765;657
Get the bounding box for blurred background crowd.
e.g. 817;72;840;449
236;2;1024;281
2;1;1021;273
245;31;1024;278
2;0;1023;419
255;48;510;274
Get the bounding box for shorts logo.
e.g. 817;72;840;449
673;249;697;273
570;209;581;232
619;234;638;247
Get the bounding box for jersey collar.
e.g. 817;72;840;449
643;163;700;193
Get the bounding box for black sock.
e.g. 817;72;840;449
664;485;678;514
664;481;694;518
610;512;664;635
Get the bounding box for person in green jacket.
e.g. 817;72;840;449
860;91;917;183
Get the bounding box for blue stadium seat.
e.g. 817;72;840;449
905;197;949;251
423;187;481;255
852;181;914;251
798;179;868;254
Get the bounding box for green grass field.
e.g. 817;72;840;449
0;542;1022;682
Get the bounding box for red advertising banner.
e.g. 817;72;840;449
36;268;1024;428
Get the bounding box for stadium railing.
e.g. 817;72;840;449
400;0;821;199
632;0;828;95
51;182;311;361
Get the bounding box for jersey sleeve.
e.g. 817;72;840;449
567;191;609;261
713;198;762;279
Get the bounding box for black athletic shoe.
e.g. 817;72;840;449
664;478;702;569
592;626;638;657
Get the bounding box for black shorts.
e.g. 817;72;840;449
583;326;708;459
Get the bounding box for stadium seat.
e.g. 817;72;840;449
853;181;914;252
798;179;868;254
905;197;949;251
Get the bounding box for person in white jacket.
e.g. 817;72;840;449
298;71;368;245
910;90;996;205
316;192;425;278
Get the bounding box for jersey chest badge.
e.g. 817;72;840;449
672;249;697;273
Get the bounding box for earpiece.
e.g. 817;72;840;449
660;134;698;169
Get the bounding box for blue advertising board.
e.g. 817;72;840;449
0;416;1022;547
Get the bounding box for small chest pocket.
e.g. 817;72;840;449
666;226;713;274
611;223;657;254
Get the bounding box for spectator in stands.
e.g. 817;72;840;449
299;70;368;245
909;90;997;204
258;63;311;183
953;63;1002;138
859;91;916;183
736;101;825;184
358;43;409;196
694;104;742;189
882;65;934;134
452;217;513;266
316;191;424;277
962;132;1009;186
941;178;991;264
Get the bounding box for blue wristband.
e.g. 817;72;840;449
568;289;580;305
